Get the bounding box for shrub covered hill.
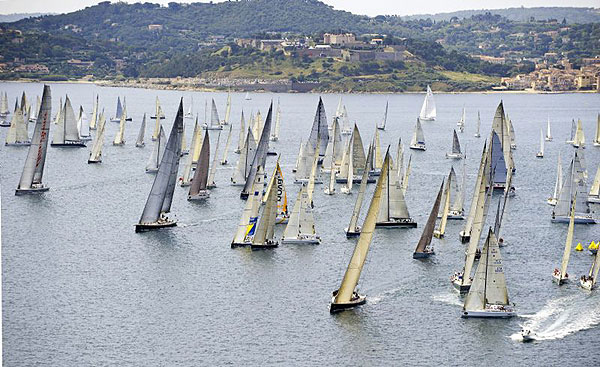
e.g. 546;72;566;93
1;0;598;92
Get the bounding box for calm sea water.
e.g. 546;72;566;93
1;82;599;366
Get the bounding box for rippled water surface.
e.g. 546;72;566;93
1;82;599;365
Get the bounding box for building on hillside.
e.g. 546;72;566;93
259;40;284;51
14;64;49;73
323;33;356;45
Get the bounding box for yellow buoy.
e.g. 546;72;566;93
591;241;599;250
589;241;596;250
575;243;584;251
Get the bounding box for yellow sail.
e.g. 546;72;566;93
435;174;451;238
333;151;390;305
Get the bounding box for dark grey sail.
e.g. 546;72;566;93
307;97;329;157
241;103;273;199
16;85;51;194
413;180;444;258
452;129;462;154
188;131;210;198
136;99;184;232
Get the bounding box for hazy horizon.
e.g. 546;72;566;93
0;0;597;17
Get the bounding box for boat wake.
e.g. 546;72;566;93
511;294;600;342
431;293;463;307
368;287;403;305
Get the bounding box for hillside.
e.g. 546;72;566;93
402;7;600;24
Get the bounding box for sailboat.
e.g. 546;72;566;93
231;127;256;186
203;99;224;130
580;247;600;290
536;128;544;158
545;117;553;141
222;92;231;126
111;97;131;122
52;96;62;125
371;127;383;175
457;107;465;133
446;165;466;220
136;113;146;147
419;85;436;121
251;167;279;250
551;151;596;223
151;98;164;142
184;97;193;118
231;165;265;248
245;92;251;101
307;97;329;161
594;114;600;146
474;111;481;138
330;152;389;313
0;91;9;119
413;181;444;258
324;118;337;195
566;119;576;144
587;166;600;203
445;129;463;159
77;106;91;141
345;145;374;237
281;184;321;244
572;119;585;148
220;124;233;165
453;147;493;292
409;118;426;151
206;129;221;189
89;95;98;130
340;106;352;136
322;117;343;174
462;228;515;318
234;111;246;154
553;198;576;284
180;123;189;155
507;116;516;150
270;100;281;141
548;153;563;206
135;100;184;232
112;105;127;145
16;85;51;195
150;96;166;120
240;103;273;199
433;178;450;239
5;105;30;146
88;112;106;164
377;101;388;131
340;142;353;194
146;126;166;173
376;147;416;228
51;96;86;147
188;131;210;200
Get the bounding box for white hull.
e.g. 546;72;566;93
281;235;321;245
553;271;568;284
450;273;471;293
588;196;600;204
202;124;223;130
409;144;426;151
323;188;335;195
445;153;463;159
462;306;515;318
580;277;595;291
419;117;435;122
547;198;557;206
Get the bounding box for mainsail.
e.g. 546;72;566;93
136;113;147;147
146;126;166;172
137;100;184;229
419;85;436;121
5;105;30;145
88;112;106;163
16;85;51;194
236;111;246;153
414;181;444;256
307;97;329;157
113;106;127;145
241;103;272;198
346;145;374;234
188;131;210;198
378;101;388;130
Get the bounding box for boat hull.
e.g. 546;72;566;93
15;185;49;195
551;216;596;224
251;241;279;250
413;250;434;259
552;272;568;285
136;143;145;148
547;198;557;206
329;292;366;313
187;191;210;201
376;219;417;228
231;241;251;248
580;277;595;290
111;118;132;122
459;232;470;243
51;141;86;147
135;220;177;233
451;275;470;294
409;144;426;151
445;153;463;159
5;141;31;146
87;159;102;164
461;309;515;318
281;236;321;245
344;227;361;238
587;196;600;204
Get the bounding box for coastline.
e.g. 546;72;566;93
1;78;598;95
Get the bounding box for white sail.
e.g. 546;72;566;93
557;199;576;282
464;229;510;312
347;145;374;233
113;106;127;145
136;114;146;147
435;175;451;237
373;127;383;170
192;117;203;163
340;106;352;135
52;96;81;145
377;153;411;223
114;97;123;120
235;111;246;153
17;85;51;193
295;141;314;183
146;126;166;172
573;119;585;148
419;85;436;121
152;97;162;140
594;114;600;145
0;91;9;115
378;101;388;130
241;104;273;198
410;118;426;149
5;106;29;145
307;140;321;205
589;165;600;198
457;107;465;132
231;127;256;185
88;114;106;163
474;111;481;137
351;124;366;176
553;152;591;220
253;166;278;245
546;116;553;141
283;185;304;240
223;92;231;125
137;101;184;228
77;106;90;139
550;152;563;203
220;124;233;165
537;128;544;156
89;95;98;130
332;152;390;307
207;129;222;188
210;99;221;128
270;100;281;141
325;120;337;194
